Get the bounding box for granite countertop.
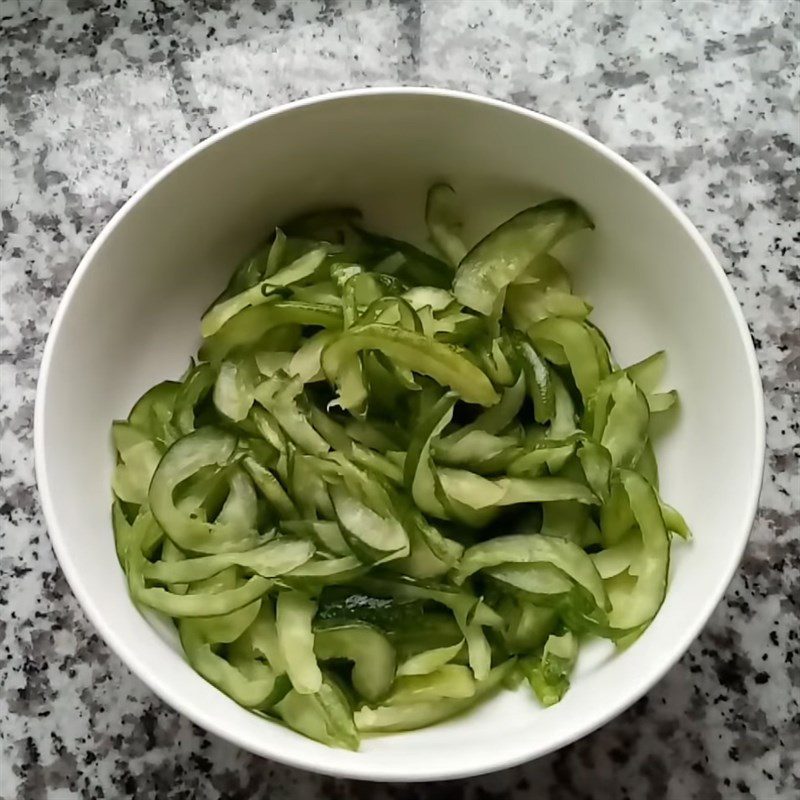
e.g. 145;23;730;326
1;1;797;798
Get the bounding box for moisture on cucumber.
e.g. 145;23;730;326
111;186;688;749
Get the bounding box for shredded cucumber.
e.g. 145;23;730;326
111;186;688;749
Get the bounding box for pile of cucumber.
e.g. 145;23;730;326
111;185;688;748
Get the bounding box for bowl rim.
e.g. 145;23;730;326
34;86;765;782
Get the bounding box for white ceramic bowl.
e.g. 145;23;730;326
35;88;764;782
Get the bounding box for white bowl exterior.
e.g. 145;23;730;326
35;89;764;781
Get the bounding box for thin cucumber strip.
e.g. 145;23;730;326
601;376;650;468
275;673;360;750
354;660;515;732
525;631;578;706
405;393;457;519
254;375;331;456
396;640;465;676
201;248;327;337
386;665;476;704
529;317;600;400
605;470;670;633
148;428;259;554
112;439;161;505
492;476;599;506
276;592;322;695
591;532;641;579
143;538;314;583
323;324;499;407
314;623;396;702
455;533;608;611
425;183;467;266
626;350;666;393
453;200;593;315
515;336;554;423
180;602;280;707
486;562;575;601
330;485;409;563
455;611;491;681
200;301;342;362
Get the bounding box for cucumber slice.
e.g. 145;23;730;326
314;623;396;702
330;485;409;563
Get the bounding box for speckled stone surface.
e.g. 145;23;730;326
1;1;798;798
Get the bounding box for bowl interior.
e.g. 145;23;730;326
37;91;762;781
